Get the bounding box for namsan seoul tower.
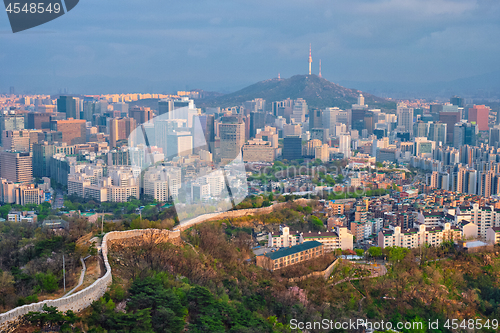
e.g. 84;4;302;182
308;44;312;75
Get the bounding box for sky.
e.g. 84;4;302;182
1;0;500;95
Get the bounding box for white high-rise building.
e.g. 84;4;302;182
339;134;351;159
397;103;414;134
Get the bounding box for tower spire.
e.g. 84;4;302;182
319;59;322;78
308;44;312;75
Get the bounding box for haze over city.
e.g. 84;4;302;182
3;1;500;332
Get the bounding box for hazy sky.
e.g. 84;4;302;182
1;0;499;94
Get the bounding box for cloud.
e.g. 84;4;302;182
1;0;500;93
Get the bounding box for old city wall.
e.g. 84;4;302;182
0;199;312;331
175;198;314;231
0;229;180;332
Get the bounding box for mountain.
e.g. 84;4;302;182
338;70;500;100
197;74;396;110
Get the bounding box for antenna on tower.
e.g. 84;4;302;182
278;73;280;79
319;59;322;78
308;44;312;75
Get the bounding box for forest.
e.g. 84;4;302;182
18;217;500;333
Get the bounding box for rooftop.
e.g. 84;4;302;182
263;241;323;260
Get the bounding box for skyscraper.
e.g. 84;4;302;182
428;122;447;146
490;127;500;148
468;105;490;131
309;109;322;132
396;103;414;134
250;111;266;138
2;130;30;152
82;100;97;122
283;136;302;161
439;108;461;144
450;96;465;108
129;107;153;125
26;112;52;131
454;122;477;148
109;117;137;148
291;99;307;123
219;116;245;162
0;115;24;145
413;121;429;138
57;96;79;119
32;142;54;178
167;131;193;159
0;151;32;183
51;118;86;145
339;134;351;159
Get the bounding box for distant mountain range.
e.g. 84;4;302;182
338;70;500;101
197;74;397;110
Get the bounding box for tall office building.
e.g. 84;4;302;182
57;96;79;119
219;116;245;162
0;151;32;183
413;121;429;138
250;111;266;138
26;112;52;131
454;122;477;148
291;99;308;123
0;115;24;145
309;109;322;131
2;130;30;152
450;96;465;108
439;108;462;144
158;100;173;115
205;114;215;153
396;103;414;134
490;127;500;148
323;107;341;134
468;105;490;131
82;100;97;122
109;117;137;148
166;131;193;159
32;142;54;178
129;107;153;125
339;134;351;159
427;122;447;146
51;118;86;145
283;136;302;161
351;109;367;133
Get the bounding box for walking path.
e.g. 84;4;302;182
63;258;86;298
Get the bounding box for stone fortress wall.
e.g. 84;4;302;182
0;198;313;331
0;229;179;332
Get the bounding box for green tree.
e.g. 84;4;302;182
35;271;58;293
368;246;383;258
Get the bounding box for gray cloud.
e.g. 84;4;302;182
1;0;499;94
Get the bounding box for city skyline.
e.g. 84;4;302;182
1;0;500;96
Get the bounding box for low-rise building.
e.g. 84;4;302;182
256;240;324;271
8;211;37;223
486;227;500;244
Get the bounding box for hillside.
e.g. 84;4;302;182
198;74;397;110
